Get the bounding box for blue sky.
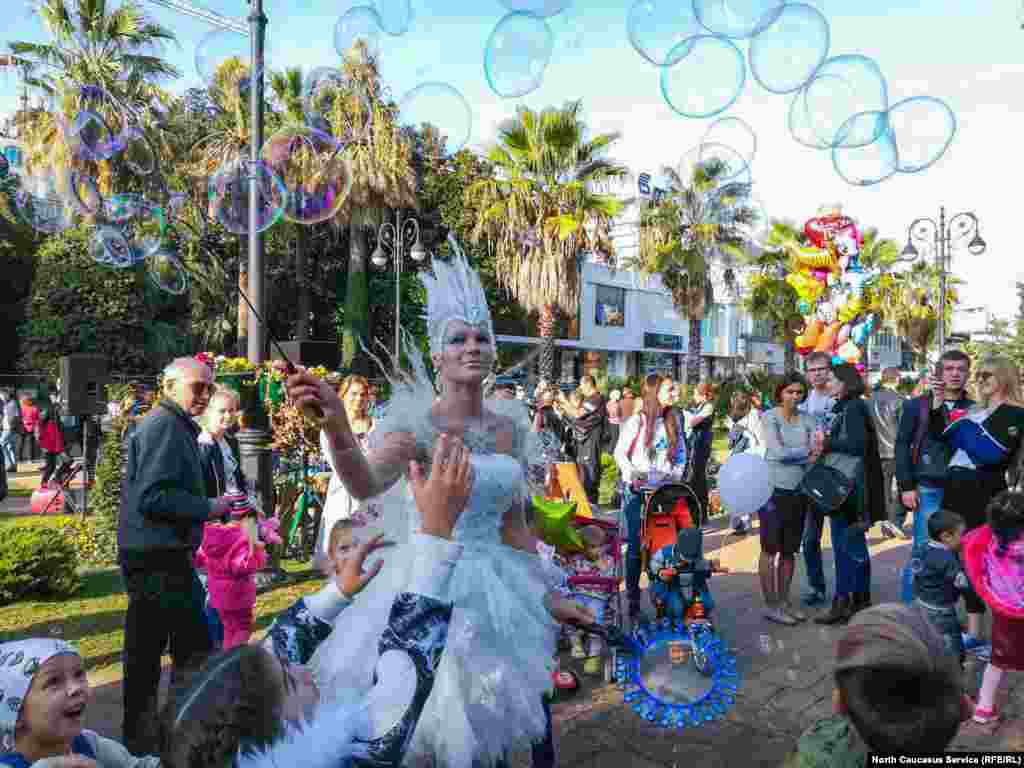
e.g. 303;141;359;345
3;0;1022;320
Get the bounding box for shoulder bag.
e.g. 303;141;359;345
912;396;950;485
799;407;863;514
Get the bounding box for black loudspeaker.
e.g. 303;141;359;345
59;355;109;416
272;341;340;371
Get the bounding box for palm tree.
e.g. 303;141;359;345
11;0;178;195
269;65;314;341
743;219;803;372
315;42;417;370
469;101;627;382
875;260;960;366
627;159;759;384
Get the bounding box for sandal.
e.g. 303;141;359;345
764;607;798;626
972;707;999;725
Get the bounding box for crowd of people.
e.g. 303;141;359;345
3;243;1024;766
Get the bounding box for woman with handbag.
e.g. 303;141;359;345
761;373;818;625
814;364;887;626
938;356;1024;648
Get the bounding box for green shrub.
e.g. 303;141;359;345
598;453;620;507
0;521;82;605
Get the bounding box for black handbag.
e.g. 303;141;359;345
799;407;862;514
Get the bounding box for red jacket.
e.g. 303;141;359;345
195;523;267;613
37;419;64;454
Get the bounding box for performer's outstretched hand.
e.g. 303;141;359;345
410;434;474;540
286;366;346;432
336;533;396;598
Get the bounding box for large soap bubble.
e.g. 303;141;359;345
700;117;757;176
91;226;135;268
334;6;383;61
261;127;352;225
886;96;956;174
399;82;473;158
679;142;752;187
302;67;374;144
119;126;156;177
148;249;189;295
208;159;286;235
626;0;703;67
694;0;785;39
66;170;103;217
15;170;72;234
68;110;119;162
498;0;571;17
831;111;898;187
748;3;829;94
800;56;889;149
660;35;746;119
195;28;263;87
373;0;412;35
484;12;554;98
717;454;773;517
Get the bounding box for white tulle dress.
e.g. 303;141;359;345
310;398;559;768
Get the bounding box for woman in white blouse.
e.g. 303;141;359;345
614;373;687;619
314;375;378;573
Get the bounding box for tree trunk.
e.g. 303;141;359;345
538;304;557;382
343;222;370;372
784;338;797;372
237;248;248;358
686;316;703;385
295;226;310;341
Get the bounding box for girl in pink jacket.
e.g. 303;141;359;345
195;494;268;649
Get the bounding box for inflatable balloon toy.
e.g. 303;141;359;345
718;454;773;517
531;496;585;552
795;319;823;356
796;299;813;316
837;323;851;347
815;321;842;353
790;243;839;272
837;298;864;325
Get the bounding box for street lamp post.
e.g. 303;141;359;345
371;210;427;361
898;206;987;357
246;0;267;365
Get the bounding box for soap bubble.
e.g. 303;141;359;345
373;0;412;35
399;82;473;157
701;117;757;174
748;3;829;94
679;142;752;187
208;159;286;235
15;171;72;234
69;110;119;162
91;226;135;268
66;171;103;217
660;35;746;119
105;193;147;226
195;28;263;87
801;55;889;148
119;126;156;176
302;68;373;144
261;127;352;225
484;12;554;98
831;111;898;187
148;249;188;295
499;0;571;17
694;0;786;39
886;96;956;174
334;6;383;61
626;0;702;67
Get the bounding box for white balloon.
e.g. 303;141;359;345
717;453;773;516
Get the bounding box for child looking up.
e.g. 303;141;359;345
961;491;1024;725
0;639;158;768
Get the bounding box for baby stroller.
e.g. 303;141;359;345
557;514;625;683
639;482;703;574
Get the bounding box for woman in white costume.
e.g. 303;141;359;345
286;237;592;768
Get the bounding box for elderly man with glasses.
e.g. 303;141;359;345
117;357;234;753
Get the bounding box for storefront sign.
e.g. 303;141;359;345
644;332;683;350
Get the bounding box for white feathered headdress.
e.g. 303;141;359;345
420;235;494;357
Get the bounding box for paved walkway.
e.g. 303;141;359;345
70;513;1023;765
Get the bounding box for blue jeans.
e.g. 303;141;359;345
0;431;15;469
622;487;645;599
900;485;944;603
802;506;827;595
829;516;870;598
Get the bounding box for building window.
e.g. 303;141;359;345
595;284;626;327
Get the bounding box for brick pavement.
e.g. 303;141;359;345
72;513;1023;766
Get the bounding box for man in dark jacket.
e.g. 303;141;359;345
893;350;972;602
868;367;906;539
575;375;606;505
118;357;230;753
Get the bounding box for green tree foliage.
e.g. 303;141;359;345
17;226;183;374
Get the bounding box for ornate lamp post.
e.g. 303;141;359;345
371;210;427;360
898;207;987;356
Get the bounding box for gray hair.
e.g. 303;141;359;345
163;357;211;383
